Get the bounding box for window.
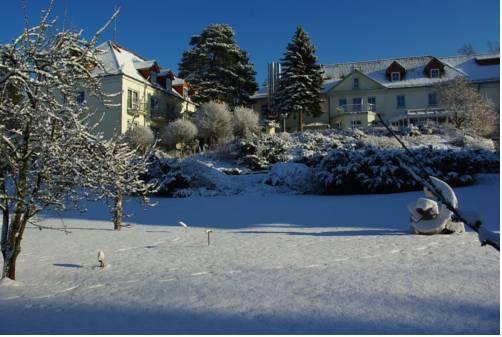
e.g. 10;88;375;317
396;95;406;108
127;89;139;110
183;87;189;97
391;72;401;81
367;96;376;110
351;120;362;129
150;71;157;84
353;97;362;111
150;95;159;112
353;78;360;89
76;91;85;104
430;68;440;78
428;93;437;106
338;98;347;111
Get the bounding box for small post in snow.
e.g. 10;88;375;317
97;250;105;268
206;229;213;246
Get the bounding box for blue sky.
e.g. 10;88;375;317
0;0;499;85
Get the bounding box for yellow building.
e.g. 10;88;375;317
252;54;500;131
84;41;197;138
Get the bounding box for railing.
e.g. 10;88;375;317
335;103;376;114
404;108;448;116
127;103;144;116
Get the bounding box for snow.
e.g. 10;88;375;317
0;174;499;334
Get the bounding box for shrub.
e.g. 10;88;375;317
315;146;499;194
193;101;233;146
233;106;260;139
161;119;198;150
124;125;154;153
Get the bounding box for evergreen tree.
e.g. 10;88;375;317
178;24;258;107
276;26;323;132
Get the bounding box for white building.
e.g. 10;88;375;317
83;41;196;138
252;54;500;131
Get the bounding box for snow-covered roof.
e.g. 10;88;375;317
133;60;157;70
322;54;499;89
172;77;185;86
93;41;192;102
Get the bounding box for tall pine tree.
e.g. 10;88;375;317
276;26;323;131
178;24;258;107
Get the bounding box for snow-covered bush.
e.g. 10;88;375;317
161;119;198;150
124;125;155;153
233;106;260;139
265;163;316;193
315;147;499;194
193;101;233;146
142;153;191;196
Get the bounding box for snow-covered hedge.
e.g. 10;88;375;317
315;147;499;194
265;163;316;193
143;129;499;197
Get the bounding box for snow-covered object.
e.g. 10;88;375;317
97;250;105;268
409;177;464;234
265;163;315;193
424;176;459;209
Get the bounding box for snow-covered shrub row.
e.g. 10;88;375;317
315;147;499;194
143;152;244;197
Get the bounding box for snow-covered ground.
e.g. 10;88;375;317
0;175;499;334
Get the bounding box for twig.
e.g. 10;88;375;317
376;114;499;251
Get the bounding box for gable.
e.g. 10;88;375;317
329;70;384;92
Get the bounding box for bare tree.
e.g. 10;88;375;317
161;119;198;150
457;43;476;56
101;137;156;231
438;78;499;136
193;101;233;146
487;40;500;54
0;5;152;279
233;106;260;139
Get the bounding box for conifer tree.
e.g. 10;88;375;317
277;26;323;132
179;24;258;107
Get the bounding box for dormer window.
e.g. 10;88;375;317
391;72;401;81
430;68;440;78
353;78;360;89
424;58;445;78
150;71;157;83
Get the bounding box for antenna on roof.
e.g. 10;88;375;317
113;5;118;42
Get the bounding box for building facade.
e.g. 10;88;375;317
252;54;500;131
84;41;196;138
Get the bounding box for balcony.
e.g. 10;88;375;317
127;103;144;117
335;103;376;115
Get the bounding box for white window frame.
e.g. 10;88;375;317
127;89;139;110
391;72;401;81
430;68;440;78
351;119;362;129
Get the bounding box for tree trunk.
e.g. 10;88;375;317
298;110;304;132
1;214;24;280
113;189;123;231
